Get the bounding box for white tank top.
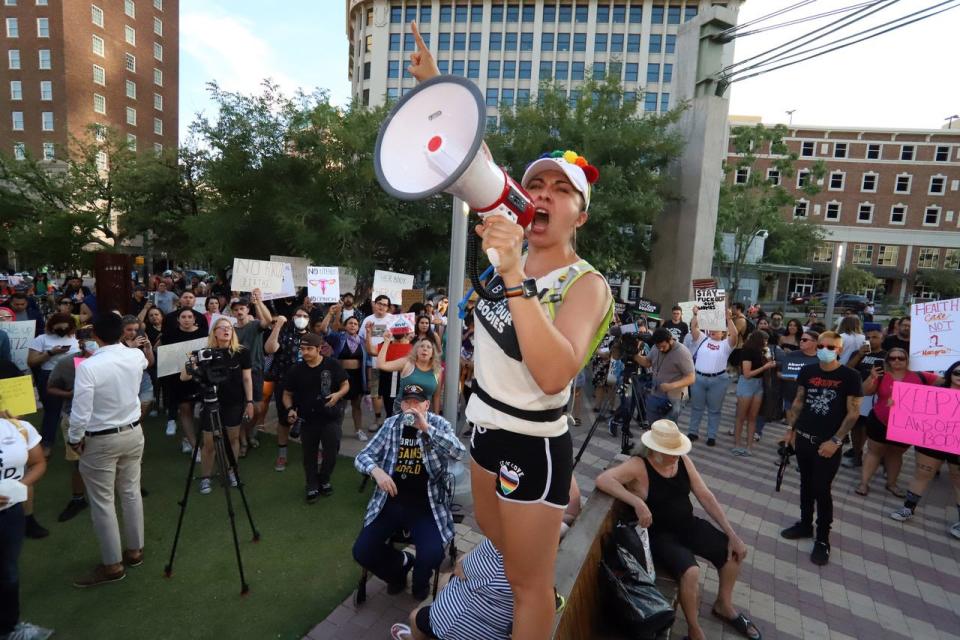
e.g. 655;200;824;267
466;263;578;438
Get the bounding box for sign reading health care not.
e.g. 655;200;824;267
910;297;960;373
232;258;286;293
886;380;960;455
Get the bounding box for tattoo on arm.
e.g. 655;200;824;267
834;396;862;439
787;388;805;427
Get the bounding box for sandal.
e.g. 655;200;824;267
854;486;869;497
712;608;762;640
885;484;906;498
390;623;412;640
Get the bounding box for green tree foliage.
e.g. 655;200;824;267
718;123;827;295
916;269;960;299
486;77;686;273
838;266;879;293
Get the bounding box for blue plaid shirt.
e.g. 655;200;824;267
355;412;466;545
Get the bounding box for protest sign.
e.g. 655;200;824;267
0;321;37;372
0;375;37;415
363;314;391;355
401;289;425;312
261;262;296;301
887;381;960;455
307;266;340;303
678;301;697;324
387;313;416;336
156;337;209;377
633;297;661;318
270;255;312;288
693;288;727;331
193;297;207;313
231;258;285;293
372;270;414;306
909;297;960;372
340;270;358;297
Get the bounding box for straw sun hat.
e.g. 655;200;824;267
641;420;692;456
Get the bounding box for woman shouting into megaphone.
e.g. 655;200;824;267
406;23;613;640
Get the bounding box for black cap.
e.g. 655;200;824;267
299;332;324;348
401;383;428;402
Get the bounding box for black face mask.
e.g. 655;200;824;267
54;327;69;337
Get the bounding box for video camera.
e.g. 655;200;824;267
186;347;233;387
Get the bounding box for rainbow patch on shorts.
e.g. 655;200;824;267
498;465;520;495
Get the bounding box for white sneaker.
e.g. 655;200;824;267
889;506;914;522
166;420;176;436
8;621;55;640
357;431;369;442
949;521;960;540
199;478;212;495
180;439;192;454
228;470;238;487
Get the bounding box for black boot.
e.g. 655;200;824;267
25;514;50;539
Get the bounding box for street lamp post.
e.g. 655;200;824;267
786;109;796;126
946;114;959;129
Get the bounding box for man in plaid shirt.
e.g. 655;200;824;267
353;383;466;600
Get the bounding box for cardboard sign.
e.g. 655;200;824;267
678;301;697;324
0;321;37;372
231;258;285;293
0;375;37;415
634;297;661;316
270;255;312;288
362;315;391;355
693;288;727;331
307;266;340;304
887;381;960;455
401;289;426;312
372;270;414;306
156;337;209;377
910;298;960;372
261;262;296;301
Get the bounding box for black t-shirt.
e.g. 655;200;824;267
779;351;819;402
162;309;209;338
661;320;688;344
282;357;349;424
392;423;430;510
145;324;162;347
854;350;887;381
795;364;863;439
739;347;764;373
161;325;203;346
881;335;909;352
215;349;252;406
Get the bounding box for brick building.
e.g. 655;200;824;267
726;121;960;305
1;0;178;163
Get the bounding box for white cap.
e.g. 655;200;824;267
521;157;592;211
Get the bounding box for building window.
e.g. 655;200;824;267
520;32;533;50
574;32;586;51
900;144;914;161
612;4;626;23
437;32;449;50
451;60;463;76
825;202;841;221
611;33;623;52
125;25;136;45
126;106;136;126
624;91;637;104
651;5;664;22
665;34;676;54
389;6;401;23
501;88;514;106
96;150;108;171
917;248;940;270
125;52;136;71
557;33;570;51
453;32;465;50
455;5;467;22
852;244;873;265
126;133;136;151
539;61;552;80
877;245;899;267
37;49;51;69
857;202;874;223
833;142;847;158
812;243;832;262
471;4;483;21
797;169;810;188
124;0;135;18
92;5;104;27
9;80;21;100
39;80;51;100
793;200;808;219
439;5;451;22
41;111;53;131
93;64;105;85
94;124;106;142
576;4;589;22
153;42;162;61
153;117;162;135
386;60;398;78
571;61;584;80
662;64;673;83
894;173;912;194
92;34;105;56
506;31;520;50
767;168;780;185
37;0;49;4
6;17;18;38
801;141;815;157
734;167;749;184
556;61;568;80
668;6;681;23
153;68;162;86
624;62;638;81
125;79;136;99
11;111;23;131
592;61;606;80
485;88;498;107
861;172;877;192
935;145;950;162
644;92;657;112
37;17;48;37
487;60;499;79
151;92;161;111
929;175;946;195
627;33;640;52
648;33;661;53
489;32;502;50
7;49;19;69
468;32;481;50
889;204;906;225
828;171;844;190
491;4;503;21
923;206;941;226
517;88;530;105
646;63;660;83
541;32;553;50
470;60;483;79
154;17;162;36
41;142;53;159
93;93;105;113
596;3;609;22
518;60;531;79
13;143;25;160
362;60;371;79
629;5;643;23
866;143;881;159
944;249;960;270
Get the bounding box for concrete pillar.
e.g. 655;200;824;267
644;5;740;308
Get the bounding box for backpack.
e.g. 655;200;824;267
538;259;615;368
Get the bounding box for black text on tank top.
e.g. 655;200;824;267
474;274;522;362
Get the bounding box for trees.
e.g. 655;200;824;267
916;269;960;299
838;266;879;294
717;123;826;296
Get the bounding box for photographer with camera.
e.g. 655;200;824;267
181;318;254;495
633;328;695;424
281;332;349;502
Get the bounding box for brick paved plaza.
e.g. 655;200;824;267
307;386;960;640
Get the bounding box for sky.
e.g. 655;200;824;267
178;0;960;141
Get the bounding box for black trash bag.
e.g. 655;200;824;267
599;522;675;639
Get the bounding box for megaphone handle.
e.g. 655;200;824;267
486;248;501;268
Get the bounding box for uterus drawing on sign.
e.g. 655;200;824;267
309;279;338;295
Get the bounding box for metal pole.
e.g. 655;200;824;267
825;242;845;329
443;198;470;432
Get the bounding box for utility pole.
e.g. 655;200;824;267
786;109;796;126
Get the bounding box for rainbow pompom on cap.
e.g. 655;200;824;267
521;149;599;211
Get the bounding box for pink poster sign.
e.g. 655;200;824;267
886;381;960;455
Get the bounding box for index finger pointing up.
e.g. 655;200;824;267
411;20;427;51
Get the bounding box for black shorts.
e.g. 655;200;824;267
200;402;244;431
865;411;908;448
470;426;573;508
344;368;364;400
649;516;729;579
914;446;960;465
415;606;438;639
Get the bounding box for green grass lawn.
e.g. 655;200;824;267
19;416;372;640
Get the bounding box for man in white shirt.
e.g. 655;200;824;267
361;295;392;431
68;314;148;588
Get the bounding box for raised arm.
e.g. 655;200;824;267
265;316;285;355
250;288;273;328
375;332;410;373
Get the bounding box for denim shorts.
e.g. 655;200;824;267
735;376;763;398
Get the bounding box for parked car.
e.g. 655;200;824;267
833;294;869;311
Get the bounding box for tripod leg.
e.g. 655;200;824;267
221;424;260;542
164;424;203;578
212;419;250;595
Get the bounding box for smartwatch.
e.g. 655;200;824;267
504;278;539;299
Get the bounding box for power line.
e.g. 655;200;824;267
722;0;960;86
718;0;820;38
731;2;880;38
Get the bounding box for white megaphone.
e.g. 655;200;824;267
374;75;535;290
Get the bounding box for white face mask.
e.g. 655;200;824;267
85;340;99;354
293;316;309;330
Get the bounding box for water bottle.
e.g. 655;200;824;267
402;412;416;428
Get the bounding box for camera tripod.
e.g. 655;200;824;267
164;383;260;595
608;370;653;455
